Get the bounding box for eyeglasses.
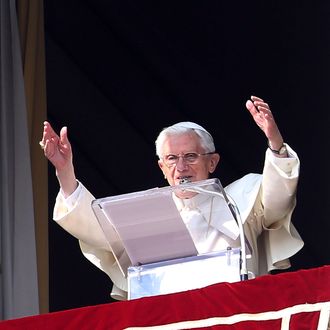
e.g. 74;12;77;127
161;152;215;167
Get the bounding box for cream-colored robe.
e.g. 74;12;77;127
53;145;303;300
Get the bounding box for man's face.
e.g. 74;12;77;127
158;132;220;186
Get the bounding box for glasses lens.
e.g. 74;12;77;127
183;153;199;164
164;154;178;166
164;152;200;166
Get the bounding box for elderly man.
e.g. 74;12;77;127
40;95;303;300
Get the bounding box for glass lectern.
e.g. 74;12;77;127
91;178;248;299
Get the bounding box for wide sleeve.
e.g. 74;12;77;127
53;182;128;298
262;143;300;225
259;144;304;271
53;182;109;249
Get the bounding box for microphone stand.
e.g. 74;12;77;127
179;178;249;281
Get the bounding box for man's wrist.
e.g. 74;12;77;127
267;141;287;156
56;165;78;197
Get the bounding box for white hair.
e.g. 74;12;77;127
155;121;216;158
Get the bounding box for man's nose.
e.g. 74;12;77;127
175;157;189;171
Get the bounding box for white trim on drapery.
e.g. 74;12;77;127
125;302;330;330
0;0;39;320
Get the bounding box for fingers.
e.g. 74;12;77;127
251;95;264;102
246;95;275;132
43;121;58;138
42;138;56;158
251;96;267;109
247;95;272;118
59;126;69;145
246;99;258;114
246;95;283;143
39;122;70;154
58;126;72;156
40;121;57;149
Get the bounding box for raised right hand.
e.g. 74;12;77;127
40;121;72;170
40;121;77;197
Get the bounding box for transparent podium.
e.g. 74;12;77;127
127;248;241;299
91;178;248;300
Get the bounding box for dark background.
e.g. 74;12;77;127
44;0;330;312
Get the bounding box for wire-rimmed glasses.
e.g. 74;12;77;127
161;152;215;168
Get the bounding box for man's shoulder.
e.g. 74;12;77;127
224;173;263;220
225;173;262;192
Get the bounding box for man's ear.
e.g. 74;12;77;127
209;153;220;173
158;160;166;178
158;159;164;171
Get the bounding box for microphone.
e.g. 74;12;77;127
179;177;191;185
178;178;249;281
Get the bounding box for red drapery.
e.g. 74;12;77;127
1;266;329;329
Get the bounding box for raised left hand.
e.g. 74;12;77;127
246;95;284;151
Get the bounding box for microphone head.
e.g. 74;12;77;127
179;177;191;184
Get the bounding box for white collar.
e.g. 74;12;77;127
173;192;240;240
